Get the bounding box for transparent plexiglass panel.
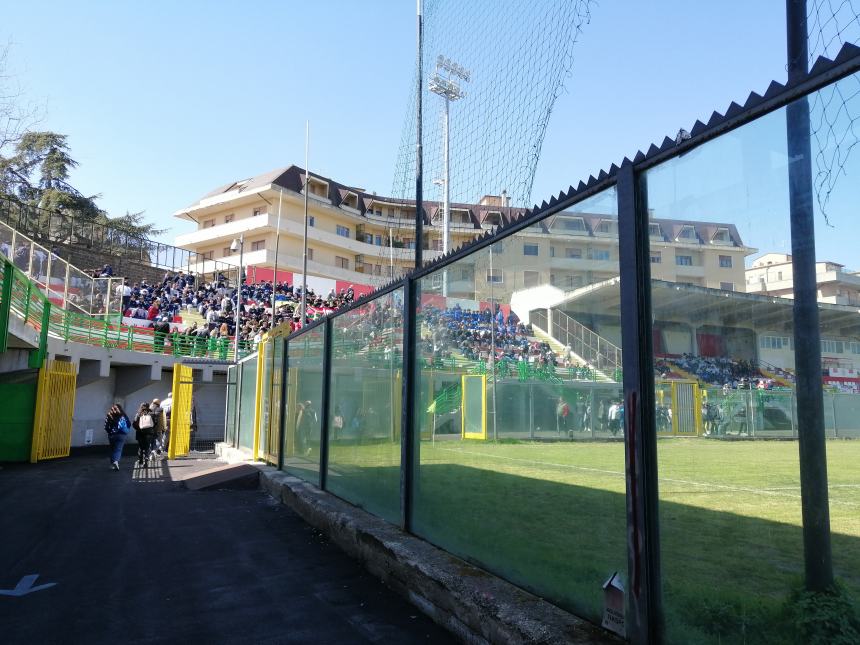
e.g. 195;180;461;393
642;75;860;641
327;289;403;524
809;73;860;626
67;265;94;315
237;355;258;451
0;222;14;263
413;188;627;624
283;326;326;483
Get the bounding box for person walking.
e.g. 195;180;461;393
150;398;165;456
133;402;157;467
103;404;131;470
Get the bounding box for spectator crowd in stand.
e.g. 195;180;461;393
420;304;561;367
655;353;766;388
118;270;357;353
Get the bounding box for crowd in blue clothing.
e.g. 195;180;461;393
422;304;558;365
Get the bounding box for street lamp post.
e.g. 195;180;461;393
230;234;245;362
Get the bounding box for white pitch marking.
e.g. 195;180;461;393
439;447;860;508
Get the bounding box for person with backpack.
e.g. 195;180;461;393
104;404;131;471
133;402;157;467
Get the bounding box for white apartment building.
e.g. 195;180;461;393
746;252;860;306
174;165;753;301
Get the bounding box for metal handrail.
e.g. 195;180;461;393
549;308;622;373
1;257;250;362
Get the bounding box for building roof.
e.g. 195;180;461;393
554;278;860;336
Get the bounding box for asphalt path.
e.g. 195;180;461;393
0;453;456;644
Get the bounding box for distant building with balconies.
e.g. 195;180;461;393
745;252;860;306
173;165;755;300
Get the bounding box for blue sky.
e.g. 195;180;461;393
2;1;799;246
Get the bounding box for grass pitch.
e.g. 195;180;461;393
327;436;859;644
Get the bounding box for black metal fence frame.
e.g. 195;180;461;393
244;40;860;644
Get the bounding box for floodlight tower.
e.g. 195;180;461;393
429;55;469;272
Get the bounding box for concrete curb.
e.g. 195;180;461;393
215;443;621;645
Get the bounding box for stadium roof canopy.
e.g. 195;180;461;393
556;279;860;337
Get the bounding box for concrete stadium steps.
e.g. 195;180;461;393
530;326;614;382
759;367;795;389
178;308;207;329
660;361;699;382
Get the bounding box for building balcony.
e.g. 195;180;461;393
175;214;277;247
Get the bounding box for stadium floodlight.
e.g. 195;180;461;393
429;54;469;296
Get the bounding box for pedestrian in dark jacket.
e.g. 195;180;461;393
104;404;131;471
132;402;157;466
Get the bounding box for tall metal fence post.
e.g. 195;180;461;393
0;262;13;353
278;338;289;471
400;277;417;532
617;161;663;644
786;0;834;592
319;318;333;491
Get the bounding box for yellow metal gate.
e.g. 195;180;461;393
168;364;193;458
31;360;77;462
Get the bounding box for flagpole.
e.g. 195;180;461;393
272;188;283;313
300;121;309;326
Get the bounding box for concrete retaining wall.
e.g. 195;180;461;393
215;443;620;645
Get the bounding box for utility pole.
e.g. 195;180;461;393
785;0;833;592
301;121;310;326
414;0;424;269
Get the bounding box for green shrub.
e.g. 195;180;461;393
786;582;860;645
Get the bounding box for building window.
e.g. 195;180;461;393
590;249;610;261
549;246;555;258
561;218;586;232
202;250;214;260
564;247;582;259
719;255;733;268
222;248;232;257
523;244;539;256
308;216;315;227
486;269;503;284
676;255;693;266
335;256;349;270
374;264;382;276
822;339;844;354
224;213;235;224
760;335;792;350
720;282;735;291
336;225;350;238
713;227;731;243
677;225;697;240
649;223;662;237
307;248;314;261
596;220;617;234
650;252;662;264
566;275;584;289
777;271;783;281
375;235;382;246
523;270;540;288
251;240;265;251
849;341;860;354
253;208;266;217
203;219;215;229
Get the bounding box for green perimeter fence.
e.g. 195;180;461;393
223;49;860;645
